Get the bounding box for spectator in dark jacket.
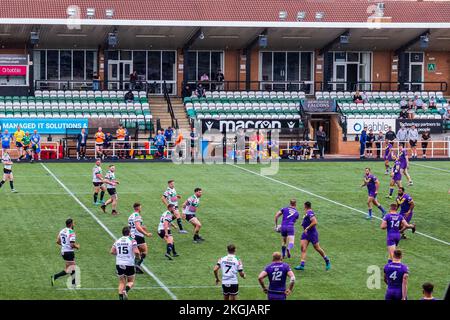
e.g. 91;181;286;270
375;131;384;158
76;128;88;160
385;126;396;142
182;85;192;100
360;126;367;159
196;84;206;98
124;90;134;102
399;109;408;119
315;126;326;159
103;132;113;158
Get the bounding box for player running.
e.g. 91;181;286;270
128;202;152;273
157;204;179;260
258;252;296;300
214;244;246;300
380;204;416;262
361;168;386;219
396;187;415;239
383;141;394;175
182;187;204;243
51;218;80;287
0;151;16;192
294;201;331;271
92;159;106;205
387;156;402;198
101;165;120;215
1;129;13;154
111;226;140;300
398;144;413;186
161;180;187;234
383;249;409;300
274;199;299;259
30;130;41;161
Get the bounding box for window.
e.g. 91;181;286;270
147;51;161;80
185;51;224;82
162;51;175;81
46;50;59;80
60;50;72;80
133;51;147;79
73;51;85;80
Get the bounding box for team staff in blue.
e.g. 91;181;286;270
1;129;13;154
31;130;41;162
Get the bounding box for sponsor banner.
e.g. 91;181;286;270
202;119;300;132
396;119;443;134
0;65;27;76
0;118;88;134
347;118;396;134
303;99;336;113
0;54;28;66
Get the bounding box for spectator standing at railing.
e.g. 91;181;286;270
366;129;375;158
215;69;225;91
397;125;408;148
421;130;431;159
103;132;113;159
375;131;384;159
359;126;367;160
408;125;419;159
200;73;209;82
154;130;166;159
385;126;396;142
315;126;326;159
129;71;137;90
77;128;88;160
164;127;174;142
116;125;127;159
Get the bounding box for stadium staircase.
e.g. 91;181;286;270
150;97;191;131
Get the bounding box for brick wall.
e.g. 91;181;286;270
424;51;450;94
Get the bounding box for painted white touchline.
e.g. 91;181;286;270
40;163;178;300
57;285;261;291
411;163;450;173
230;164;450;246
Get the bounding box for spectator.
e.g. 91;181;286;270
200;73;209;82
103;132;113;158
76;128;88;160
129;71;137;90
414;95;424;110
397;125;408;147
124;133;131;159
407;99;416;119
154;130;166;159
399;97;408;109
124;90;134;102
302;141;312;160
385;126;396;142
359;126;367;159
375;131;384;158
428;96;436;109
215;69;225;91
408;125;419;159
116;125;127;159
353;90;363;103
164;127;174;142
291;142;302;160
399;108;408;119
366;129;375;158
93;72;100;91
196;84;206;98
315;126;326;159
182;85;192;100
421;283;436;301
421;130;431;159
190;127;199;158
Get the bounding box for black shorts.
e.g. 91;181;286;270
95;143;103;148
158;229;172;239
62;252;75;261
365;142;373;148
15;142;23;148
116;265;136;277
409;140;417;147
107;188;117;196
23;145;30;150
3;169;12;174
93;182;103;187
134;235;145;245
185;213;196;221
222;284;239;296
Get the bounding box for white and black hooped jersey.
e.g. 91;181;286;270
2;153;12;170
217;254;243;285
92;165;103;182
59;227;76;254
158;211;174;232
105;170;116;189
163;187;178;206
113;236;137;266
128;212;144;238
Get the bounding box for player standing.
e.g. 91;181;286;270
0;151;16;192
94;127;106;160
383;249;409;300
294;201;331;271
161;180;187;233
101;165;120;215
13;126;25;162
157;204;179;260
30;130;41;161
361;168;386;219
258;252;295;300
386;156;402;198
21;131;32;162
383;140;394;175
111;226;140;300
51;218;80;287
92;159;106;205
182;187;204;243
274;199;299;259
396;187;416;239
398;144;413;186
214;244;246;300
128;203;152;273
1;129;13;154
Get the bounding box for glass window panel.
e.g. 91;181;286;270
120;50;131;60
162;51;175;81
133;51;147;79
47;50;59;80
186;51;197;81
33;51;42;80
286;52;299;81
334;52;346;62
410;53;423;63
147;51;161;80
300;52;312;81
197;52;210;80
261;52;272;81
273;52;286;82
73;50;85;80
86;51;95;80
210;52;222;80
347;52;359;62
108;50;119;60
59;50;72;80
411;65;423;82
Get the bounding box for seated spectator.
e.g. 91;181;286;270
291;142;302;160
124;90;134;102
353;90;364;103
200;73;209;82
182;85;192;99
428;96;436;109
399;97;408;109
414;95;424;110
196;84;206;98
302;142;313;160
407;100;416;119
399;108;408;119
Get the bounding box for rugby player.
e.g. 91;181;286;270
51;218;80;287
294;201;331;271
161;180;187;233
157;204;179;260
274;199;299;259
30;130;41;161
386;155;402;198
111;226;140;300
0;151;16;192
361;168;386;219
128;203;152;273
258;252;295;300
396;187;416;239
398;144;413;186
101;165;120;215
92;159;106;205
383;140;394;175
94;127;106;159
1;129;13;154
214;244;246;300
383;249;409;300
421;282;437;300
182;187;204;243
13;126;25;161
380;204;416;262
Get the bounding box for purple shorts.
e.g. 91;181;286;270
368;191;377;198
385;288;402;300
387;233;401;247
280;225;295;237
392;175;402;182
268;292;286;300
400;162;407;170
400;211;413;223
301;230;319;244
384;154;392;161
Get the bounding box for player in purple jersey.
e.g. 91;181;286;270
421;282;437;300
258;252;296;300
396;187;416;239
387;156;402;199
398;145;413;186
384;141;394;174
381;204;416;262
361;168;386;219
383;249;409;300
274;199;300;259
294;201;331;271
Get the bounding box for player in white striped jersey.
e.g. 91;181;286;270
214;244;246;300
92;159;106;205
0;151;16;192
51;219;80;287
161;180;187;234
157;204;179;260
182;187;204;243
101;165;120;215
111;226;140;300
128;202;152;274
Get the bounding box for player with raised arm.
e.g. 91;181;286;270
294;201;331;271
157;204;179;260
128;202;152;273
361;168;386;219
0;151;17;192
161;180;187;234
258;252;295;300
387;155;402;199
111;226;140;300
92;159;106;205
182;187;204;243
396;187;416;239
214;244;246;300
274;199;299;259
101;165;120;215
398;144;413;186
51;218;80;287
384;249;409;300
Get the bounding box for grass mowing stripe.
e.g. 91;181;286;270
411;163;450;173
40;163;178;300
230;164;450;247
57;285;261;291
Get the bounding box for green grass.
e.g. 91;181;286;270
0;161;449;300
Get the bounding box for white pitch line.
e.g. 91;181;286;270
40;163;178;300
411;163;450;173
230;164;450;246
57;285;261;291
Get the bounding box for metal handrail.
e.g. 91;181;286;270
163;81;178;129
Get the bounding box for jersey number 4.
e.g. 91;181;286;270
389;271;397;281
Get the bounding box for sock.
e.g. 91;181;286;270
100;191;105;201
0;180;5;188
378;205;386;214
389;188;394;196
176;218;184;230
19;155;24;160
137;253;146;266
172;243;177;255
281;246;286;257
368;208;373;217
287;243;294;251
93;192;98;203
194;233;199;240
300;261;305;266
324;256;330;263
71;270;76;285
119;294;124;300
9;181;14;190
53;270;67;280
166;244;172;255
125;285;131;292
